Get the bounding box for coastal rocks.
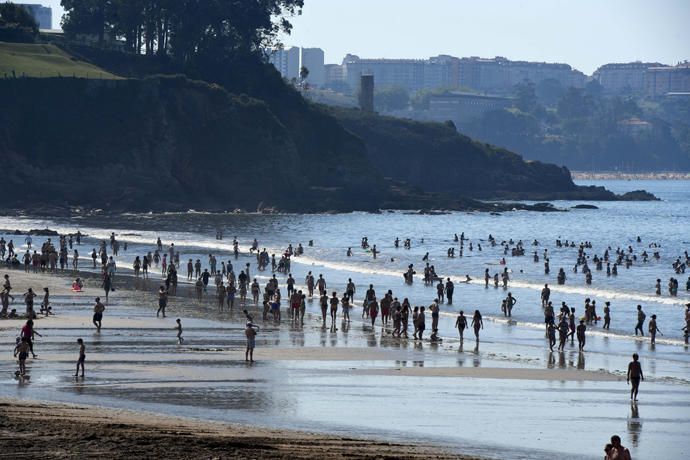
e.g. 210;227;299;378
572;204;599;209
28;228;59;236
618;190;660;201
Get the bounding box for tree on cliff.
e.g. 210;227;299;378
60;0;304;59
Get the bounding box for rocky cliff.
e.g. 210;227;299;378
0;76;386;212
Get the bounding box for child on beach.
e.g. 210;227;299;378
75;338;85;378
14;337;30;376
176;319;184;344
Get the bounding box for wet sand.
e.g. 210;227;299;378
0;398;470;459
1;267;688;459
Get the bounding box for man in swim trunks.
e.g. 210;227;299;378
627;353;643;401
93;297;105;332
245;322;259;362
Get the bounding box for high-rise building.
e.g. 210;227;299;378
300;47;325;87
458;57;508;93
458;56;585;94
424;55;461;90
267;46;300;81
429;92;512;126
336;54;461;94
645;62;690;97
342;55;425;93
593;62;663;94
16;3;52;29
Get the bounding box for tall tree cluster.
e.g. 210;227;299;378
60;0;303;62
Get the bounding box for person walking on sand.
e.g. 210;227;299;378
607;435;631;460
92;297;105;332
547;322;557;351
23;288;36;318
102;273;112;302
369;298;379;327
176;319;184;344
417;306;426;340
319;292;328;325
627;353;644;401
648;314;662;344
245;321;259;362
157;286;168;318
74;338;85;378
576;320;586;351
471;310;483;343
329;291;339;324
455;310;467;341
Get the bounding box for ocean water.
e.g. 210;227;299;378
3;179;688;342
1;179;689;459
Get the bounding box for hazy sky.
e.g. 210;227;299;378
38;0;690;74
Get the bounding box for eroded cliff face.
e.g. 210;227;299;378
0;76;385;212
330;108;615;201
0;75;651;215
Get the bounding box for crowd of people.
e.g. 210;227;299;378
5;227;689;459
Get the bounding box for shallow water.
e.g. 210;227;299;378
1;179;689;459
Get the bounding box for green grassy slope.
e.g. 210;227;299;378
0;42;119;79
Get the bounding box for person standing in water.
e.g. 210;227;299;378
14;337;30;376
627;353;644;401
648;314;662;344
74;338;85;378
603;301;611;330
634;305;646;336
471;310;483;343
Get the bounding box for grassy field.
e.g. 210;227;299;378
0;42;120;79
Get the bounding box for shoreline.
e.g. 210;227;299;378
0;397;473;459
1;233;687;459
572;171;690;180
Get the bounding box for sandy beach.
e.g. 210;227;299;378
1;228;688;460
0;398;474;459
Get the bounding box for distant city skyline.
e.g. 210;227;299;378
36;0;690;74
